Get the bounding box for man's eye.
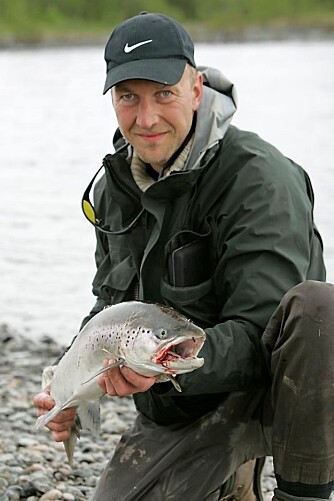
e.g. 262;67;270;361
160;90;172;98
122;93;134;101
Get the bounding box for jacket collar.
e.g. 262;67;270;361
185;66;237;171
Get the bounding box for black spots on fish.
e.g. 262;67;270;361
140;328;152;335
84;336;94;351
125;332;134;348
124;327;141;347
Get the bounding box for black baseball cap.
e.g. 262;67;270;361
103;12;196;94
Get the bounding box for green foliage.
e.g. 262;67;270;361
0;0;333;41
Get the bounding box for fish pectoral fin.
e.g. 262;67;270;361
77;402;101;436
170;376;182;392
157;374;182;393
81;358;125;385
35;396;80;430
35;406;59;430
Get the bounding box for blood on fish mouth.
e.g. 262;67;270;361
155;345;180;365
154;337;202;366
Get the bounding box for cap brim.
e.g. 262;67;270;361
103;58;187;94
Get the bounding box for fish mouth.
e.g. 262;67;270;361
153;335;205;373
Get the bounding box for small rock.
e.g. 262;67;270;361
85;475;98;487
4;485;22;500
0;478;8;495
62;494;75;501
21;482;38;498
64;486;86;498
40;489;63;500
23;464;47;474
30;444;50;452
30;478;50;494
17;437;38;447
0;455;14;464
71;468;94;479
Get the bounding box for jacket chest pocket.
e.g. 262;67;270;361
161;226;218;326
93;244;136;305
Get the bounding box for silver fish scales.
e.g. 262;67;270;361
35;301;205;464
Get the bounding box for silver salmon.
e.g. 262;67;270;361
35;301;205;464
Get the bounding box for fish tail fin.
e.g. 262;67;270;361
64;433;77;467
77;402;101;436
63;414;82;462
64;413;82;465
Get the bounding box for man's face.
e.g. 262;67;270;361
111;66;203;173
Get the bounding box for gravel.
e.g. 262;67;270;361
0;322;294;501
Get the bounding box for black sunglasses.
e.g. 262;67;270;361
81;165;144;235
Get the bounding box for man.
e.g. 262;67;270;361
34;12;334;501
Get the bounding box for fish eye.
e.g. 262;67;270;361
156;329;168;340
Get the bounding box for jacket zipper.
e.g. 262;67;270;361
132;280;140;300
104;156;142;208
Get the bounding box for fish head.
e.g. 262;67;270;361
119;303;206;376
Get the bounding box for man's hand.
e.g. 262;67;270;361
33;389;76;442
34;362;156;442
97;359;158;396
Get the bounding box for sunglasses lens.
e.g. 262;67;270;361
82;199;96;224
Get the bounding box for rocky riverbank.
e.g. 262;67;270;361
0;323;278;500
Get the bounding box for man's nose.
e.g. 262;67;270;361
136;98;159;129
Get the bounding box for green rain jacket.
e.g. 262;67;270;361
82;67;325;425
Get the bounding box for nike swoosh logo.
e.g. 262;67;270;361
124;40;153;53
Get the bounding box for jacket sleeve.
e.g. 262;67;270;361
156;135;326;396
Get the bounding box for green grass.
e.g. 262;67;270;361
0;0;333;44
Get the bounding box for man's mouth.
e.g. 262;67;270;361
137;132;167;142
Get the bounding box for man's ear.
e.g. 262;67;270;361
192;71;203;111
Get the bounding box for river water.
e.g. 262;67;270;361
1;40;334;344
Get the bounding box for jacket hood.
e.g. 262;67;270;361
185;66;237;170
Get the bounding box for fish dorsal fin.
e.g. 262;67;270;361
77;402;101;436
